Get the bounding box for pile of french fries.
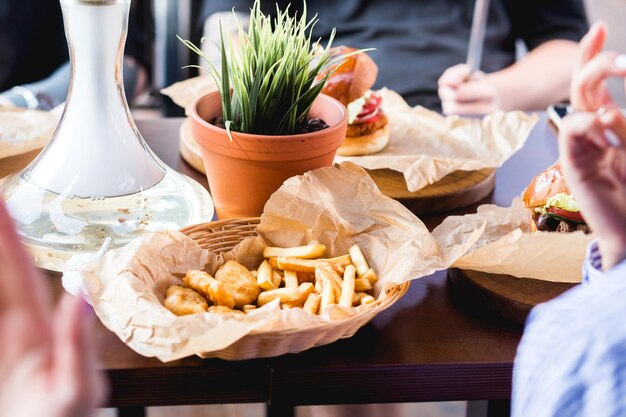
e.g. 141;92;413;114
164;243;379;317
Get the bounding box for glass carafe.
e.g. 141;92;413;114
0;0;214;271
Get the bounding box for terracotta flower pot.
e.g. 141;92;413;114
190;91;348;218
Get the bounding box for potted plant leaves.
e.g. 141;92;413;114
180;0;349;218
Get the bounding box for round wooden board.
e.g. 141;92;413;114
180;118;496;214
367;168;495;214
0;148;41;179
447;268;577;325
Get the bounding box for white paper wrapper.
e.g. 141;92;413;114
337;89;538;191
162;77;538;192
435;198;594;283
65;163;484;361
0;107;60;159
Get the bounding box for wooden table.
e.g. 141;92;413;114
43;114;559;417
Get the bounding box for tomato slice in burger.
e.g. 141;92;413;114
546;206;585;223
354;108;382;124
358;94;382;117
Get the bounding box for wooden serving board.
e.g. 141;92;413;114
180;118;496;214
447;268;577;325
0;149;41;179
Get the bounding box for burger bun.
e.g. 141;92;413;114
336;124;390;156
523;164;570;208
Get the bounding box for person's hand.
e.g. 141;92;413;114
571;21;626;112
438;64;500;115
0;199;105;417
559;110;626;270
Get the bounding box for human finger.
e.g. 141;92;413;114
575;21;607;72
450;80;496;103
572;52;626;111
437;64;472;88
0;200;51;318
599;108;626;147
559;113;610;163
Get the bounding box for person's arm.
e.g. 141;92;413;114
487;40;579;110
439;0;588;115
438;40;579;114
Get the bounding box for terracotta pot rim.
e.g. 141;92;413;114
190;90;348;141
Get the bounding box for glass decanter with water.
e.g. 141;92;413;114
0;0;214;271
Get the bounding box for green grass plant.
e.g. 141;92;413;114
179;0;343;136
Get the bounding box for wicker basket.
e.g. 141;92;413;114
180;218;410;360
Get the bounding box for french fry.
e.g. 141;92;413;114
272;271;282;288
320;254;352;275
281;284;313;309
258;287;305;306
256;260;276;291
349;244;369;276
322;254;352;267
340;265;356;308
276;255;352;274
284;270;299;288
319;278;336;313
269;257;279;269
355;292;369;301
354;278;373;292
298;282;315;298
315;278;323;293
315;264;343;300
276;257;319;273
360;294;375;305
352;292;361;305
251;270;258;277
303;293;321;315
263;244;326;259
243;304;257;313
297;271;315;283
359;268;378;284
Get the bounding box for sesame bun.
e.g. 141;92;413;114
336;124;390;156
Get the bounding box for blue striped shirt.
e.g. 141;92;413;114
512;241;626;417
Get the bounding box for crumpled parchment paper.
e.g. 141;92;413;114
435;198;593;283
63;162;484;361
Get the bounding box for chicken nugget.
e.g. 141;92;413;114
215;261;261;308
164;285;208;316
184;270;235;309
207;306;245;315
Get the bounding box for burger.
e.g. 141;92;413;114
522;164;590;234
318;46;390;156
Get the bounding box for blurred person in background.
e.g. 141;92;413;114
0;0;150;110
199;0;588;115
513;22;626;417
0;198;105;417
